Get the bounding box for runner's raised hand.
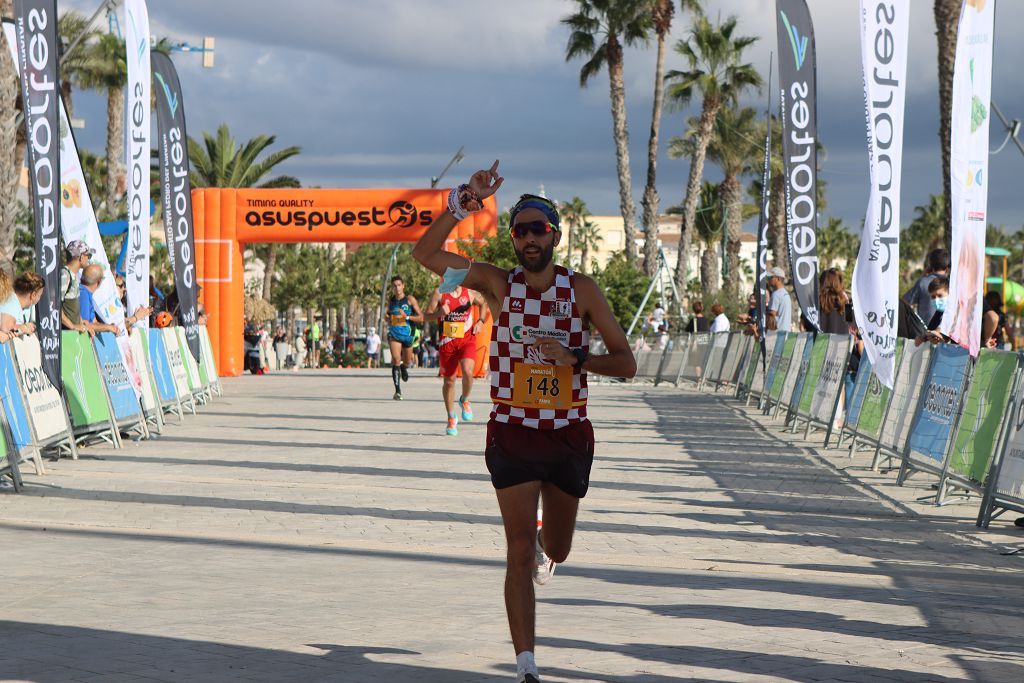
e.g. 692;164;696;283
469;160;503;200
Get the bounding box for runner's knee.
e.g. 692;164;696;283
506;533;535;570
542;534;571;564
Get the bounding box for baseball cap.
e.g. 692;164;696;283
767;266;786;279
66;240;95;259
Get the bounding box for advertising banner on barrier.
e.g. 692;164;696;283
995;383;1024;499
773;333;801;403
176;327;201;392
948;350;1018;482
199;326;219;380
129;329;159;414
0;342;33;453
853;0;908;389
146;329;177;403
776;0;820;330
880;342;931;452
124;0;151;325
797;333;828;415
162;328;191;399
812;335;848;422
774;333;806;409
857;340;900;438
94;332;141;423
845;355;874;427
940;0;995;357
152;51;201;363
788;332;815;412
907;343;970;463
12;2;60;390
12;335;66;442
61;331;111;429
763;332;788;397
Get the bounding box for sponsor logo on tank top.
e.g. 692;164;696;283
550;300;571;320
511;326;569;344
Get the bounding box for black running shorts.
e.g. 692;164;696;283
485;418;595;499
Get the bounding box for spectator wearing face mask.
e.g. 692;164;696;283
916;276;950;346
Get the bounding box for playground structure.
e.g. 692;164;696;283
192;188;498;376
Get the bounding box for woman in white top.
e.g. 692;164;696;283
709;302;730;333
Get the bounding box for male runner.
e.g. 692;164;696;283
386;275;423;400
413;161;636;683
424;284;491;436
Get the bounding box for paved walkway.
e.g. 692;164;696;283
1;369;1023;682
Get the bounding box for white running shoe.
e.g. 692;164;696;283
533;527;555;586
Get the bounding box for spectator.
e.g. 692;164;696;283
646;301;668;333
897;298;927;340
60;240;94;333
309;318;322;367
902;248;950;325
79;264;118;335
983;290;1015;350
686;300;710;333
366;327;381;368
916;276;950;347
273;327;289;370
0;269;22;341
294;332;307;371
113;275;153;332
5;272;44;336
709;303;730;333
767;266;794;332
818;268;850;335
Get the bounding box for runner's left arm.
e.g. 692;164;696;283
535;275;635;378
423;290;446;323
406;296;425;324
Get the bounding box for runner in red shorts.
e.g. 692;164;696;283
414;161;636;683
425;285;491;436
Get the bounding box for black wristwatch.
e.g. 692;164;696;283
571;347;588;368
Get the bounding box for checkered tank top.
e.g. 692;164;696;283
489;265;589;429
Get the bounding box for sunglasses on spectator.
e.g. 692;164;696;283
510;221;556;239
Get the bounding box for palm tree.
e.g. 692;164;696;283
665;13;760;296
900;194;947;287
671;105;760;298
934;0;960;248
189;123;301;301
563;0;651;264
57;10;96;121
559;196;590;268
817;217;858;272
694;181;723;299
74;32;127;217
0;0;20;267
576;218;603;274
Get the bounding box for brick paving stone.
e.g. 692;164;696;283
0;370;1022;681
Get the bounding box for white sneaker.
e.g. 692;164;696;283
533;527;555;586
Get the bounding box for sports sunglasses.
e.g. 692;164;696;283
509;220;556;239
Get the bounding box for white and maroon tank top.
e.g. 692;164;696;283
439;289;474;346
490;265;589;429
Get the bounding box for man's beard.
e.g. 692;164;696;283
514;241;555;273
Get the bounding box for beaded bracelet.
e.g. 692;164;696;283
447;184;483;221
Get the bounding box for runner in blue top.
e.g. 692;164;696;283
386;275;423;400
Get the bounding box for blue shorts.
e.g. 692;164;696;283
388;331;413;348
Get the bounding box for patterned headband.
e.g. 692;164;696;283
509;194;560;230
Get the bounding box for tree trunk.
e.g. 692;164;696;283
768;170;789;274
106;86;126;218
700;245;719;300
934;0;959;250
262;244;278;301
674;100;720;295
0;18;19;267
721;174;743;298
606;35;637;263
580;244;590;274
565;222;573;269
61;80;73;122
641;18;669;277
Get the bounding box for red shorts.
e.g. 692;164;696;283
438;335;476;377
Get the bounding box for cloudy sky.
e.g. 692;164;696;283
63;0;1024;234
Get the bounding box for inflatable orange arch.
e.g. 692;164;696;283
192;188;498;376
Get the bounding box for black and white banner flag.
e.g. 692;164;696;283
152;51;201;362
